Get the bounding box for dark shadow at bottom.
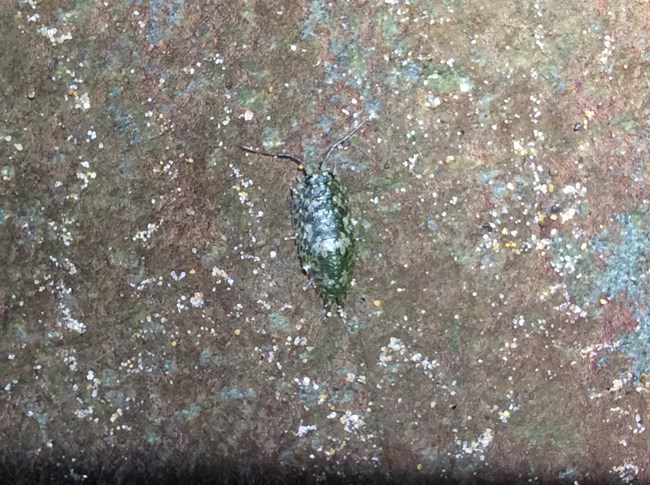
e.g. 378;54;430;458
0;452;602;485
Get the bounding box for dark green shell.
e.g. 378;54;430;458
291;172;356;308
238;120;366;308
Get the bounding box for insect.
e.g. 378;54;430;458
238;120;367;309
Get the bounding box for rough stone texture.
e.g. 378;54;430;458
1;0;650;483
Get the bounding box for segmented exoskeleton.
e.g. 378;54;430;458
238;121;366;309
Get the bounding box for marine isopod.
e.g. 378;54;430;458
238;120;367;309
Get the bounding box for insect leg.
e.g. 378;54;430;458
303;278;315;291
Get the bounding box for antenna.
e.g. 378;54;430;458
323;119;368;161
237;145;304;166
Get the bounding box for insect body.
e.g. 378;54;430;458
238;121;366;309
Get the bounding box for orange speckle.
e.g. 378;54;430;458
373;299;382;307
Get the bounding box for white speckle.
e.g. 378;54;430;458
212;267;235;285
37;26;73;45
57;286;87;334
132;220;162;242
75;93;91;112
14;143;23;151
270;251;277;259
340;410;365;433
459;78;473;93
560;208;576;223
65;355;78;371
562;184;577;195
290;44;297;51
171;271;186;282
458;428;493;458
74;407;94;419
388;337;404;351
86;370;94;381
190;292;204;308
297;424;317;437
612;463;639;484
